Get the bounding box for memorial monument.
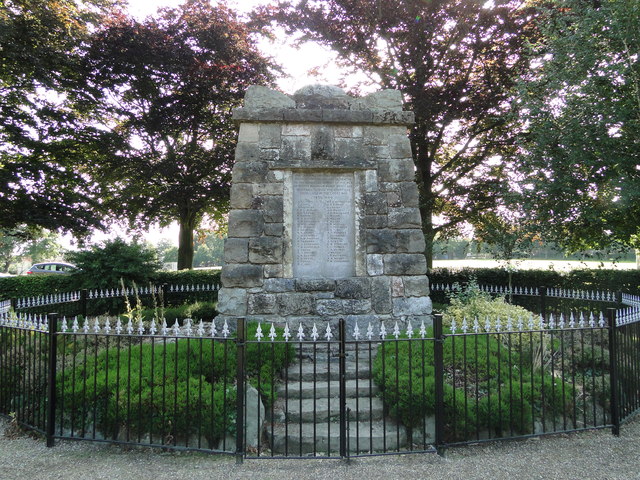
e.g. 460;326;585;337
217;85;431;332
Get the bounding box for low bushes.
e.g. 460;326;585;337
56;322;294;444
373;329;574;441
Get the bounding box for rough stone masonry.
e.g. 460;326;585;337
217;84;432;334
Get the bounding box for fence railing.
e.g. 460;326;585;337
8;282;220;318
2;302;639;459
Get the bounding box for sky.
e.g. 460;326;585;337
72;0;369;248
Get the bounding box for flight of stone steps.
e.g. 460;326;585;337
268;343;407;455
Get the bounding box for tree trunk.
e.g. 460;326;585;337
177;216;196;270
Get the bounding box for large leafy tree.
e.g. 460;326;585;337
84;0;274;269
514;0;640;253
0;0;121;236
0;227;62;273
257;0;538;267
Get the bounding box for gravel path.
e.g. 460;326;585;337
1;417;639;480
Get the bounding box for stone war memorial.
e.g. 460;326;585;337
217;84;432;333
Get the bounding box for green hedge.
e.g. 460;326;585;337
430;267;640;295
0;269;221;301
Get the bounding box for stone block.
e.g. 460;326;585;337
221;265;263;288
403;275;430;297
233;107;285;122
223;237;249;264
365;145;390;159
243;85;295;109
232;161;269;183
345;315;378;341
229;184;253;209
283;123;312;136
322;109;373;123
259;148;280;161
310;126;334;161
263;264;284;278
245;385;266;449
335;278;371;299
258;124;282;149
365;170;378;192
294;85;350;109
254;183;284;196
277;293;314;315
217;288;248;315
392;296;433;316
238;123;260;142
388;208;422;229
234;142;260;162
367;254;384;276
248;293;277;315
334;137;364;163
378;158;414;182
343;299;372;315
383;254;427;275
249;237;282;264
397;229;426;253
356;89;403;111
295;279;336;292
372;111;415;125
364;215;388;229
334;125;363;138
263;223;283;237
280;136;311;163
264;278;295;293
363;126;390;146
262;196;283;223
365;192;388;215
386;191;402;208
400;182;420;207
366;229;397;254
371;277;392;314
391;277;404;297
283;109;323;122
228;210;264;237
389;134;413;158
316;299;343;316
379;182;399;193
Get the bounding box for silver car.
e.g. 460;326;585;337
26;262;77;275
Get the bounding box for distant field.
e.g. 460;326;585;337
433;259;637;271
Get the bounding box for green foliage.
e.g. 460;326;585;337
66;238;161;290
84;0;274;269
373;329;575;440
515;0;640;251
430;267;640;296
57;322;294;441
444;280;540;330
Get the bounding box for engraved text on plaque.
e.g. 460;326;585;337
292;173;355;278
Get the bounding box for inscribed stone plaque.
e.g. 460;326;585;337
292;172;355;278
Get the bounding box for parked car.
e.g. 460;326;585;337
26;262;78;275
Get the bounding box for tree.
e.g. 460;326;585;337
514;0;640;253
0;227;62;273
0;0;121;236
257;0;538;268
84;0;274;270
67;238;161;290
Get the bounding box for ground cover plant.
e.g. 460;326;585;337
56;322;294;447
372;282;611;442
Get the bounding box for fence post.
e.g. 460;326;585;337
607;308;620;436
434;313;445;456
46;313;58;448
616;290;623;307
235;317;246;463
338;318;347;459
539;286;547;323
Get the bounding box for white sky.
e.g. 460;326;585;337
71;0;370;248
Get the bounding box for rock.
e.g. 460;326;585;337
243;85;295;109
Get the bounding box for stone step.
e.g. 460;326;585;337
276;379;379;399
284;361;372;382
274;396;384;423
268;420;408;455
